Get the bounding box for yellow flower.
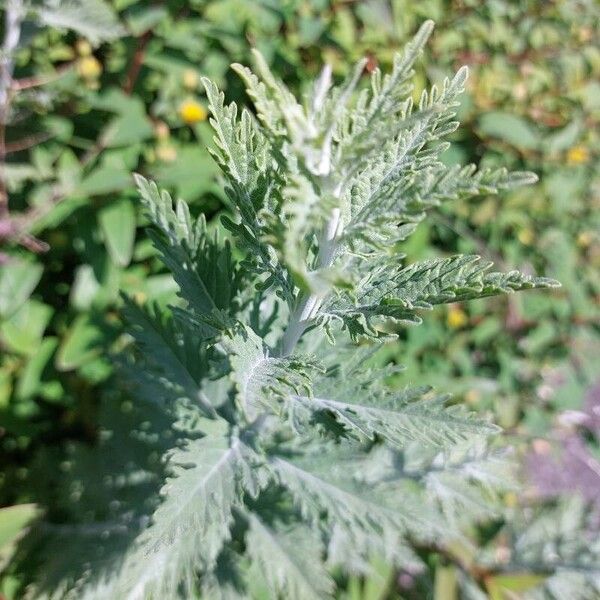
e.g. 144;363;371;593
447;306;468;329
77;56;102;80
566;145;590;165
518;227;534;245
182;69;199;90
179;99;207;125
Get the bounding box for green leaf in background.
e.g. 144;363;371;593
28;195;89;235
544;169;586;215
0;364;11;406
434;564;457;600
16;337;59;401
70;264;102;310
0;259;43;319
125;5;169;35
1;164;41;189
56;149;83;195
78;165;132;196
34;0;125;45
478;112;541;150
341;556;395;600
541;229;592;317
139;274;179;305
0;504;39;599
43;116;74;143
362;558;395;600
486;573;545;600
91;89;153;148
56;314;105;370
98;199;136;267
0;504;38;556
545;119;581;154
152;145;220;199
0;300;53;355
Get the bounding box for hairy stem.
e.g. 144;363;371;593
280;293;321;357
280;207;342;356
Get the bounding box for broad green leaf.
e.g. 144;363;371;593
0;300;53;355
545;119;581;154
0;369;11;409
486;573;545;600
90;90;154;147
0;259;43;319
1;164;41;188
28;195;88;235
78;166;132;196
0;504;38;552
125;5;169;35
98;199;136;267
16;337;59;400
151;145;220;199
43;116;74;142
56;314;104;370
434;565;457;600
70;264;102;310
35;0;125;45
478;112;540;150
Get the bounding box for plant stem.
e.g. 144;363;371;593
280;207;342;356
280;292;321;357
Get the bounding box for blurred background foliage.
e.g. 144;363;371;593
0;0;598;597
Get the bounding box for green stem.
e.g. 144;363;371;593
279;207;342;356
